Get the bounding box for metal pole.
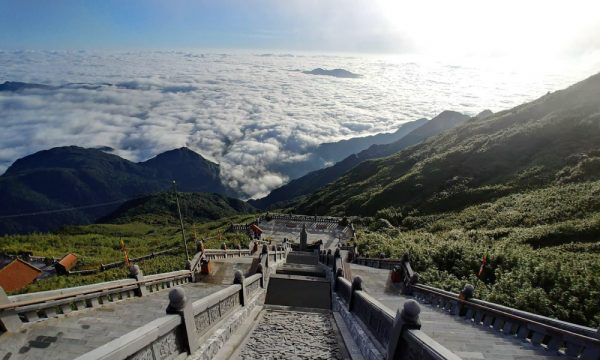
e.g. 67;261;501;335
173;180;190;261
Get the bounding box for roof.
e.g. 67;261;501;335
249;224;263;233
57;253;78;271
0;258;42;292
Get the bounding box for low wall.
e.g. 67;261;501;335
326;255;461;360
74;272;264;360
352;255;600;359
0;269;191;331
287;252;319;265
265;274;331;310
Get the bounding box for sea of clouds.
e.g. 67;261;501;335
0;50;590;198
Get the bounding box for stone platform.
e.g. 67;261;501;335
0;282;226;360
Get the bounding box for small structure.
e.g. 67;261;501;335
300;224;308;250
55;253;78;275
0;258;42;292
249;224;263;239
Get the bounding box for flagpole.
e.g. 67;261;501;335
173;180;190;261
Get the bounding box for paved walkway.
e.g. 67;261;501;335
0;282;226;360
350;264;562;360
235;308;345;360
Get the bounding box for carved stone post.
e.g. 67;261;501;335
234;270;246;306
256;263;265;288
326;249;332;266
129;265;148;297
166;287;199;354
458;284;474;316
334;268;343;291
387;300;422;360
0;286;21;332
333;248;341;272
348;276;363;311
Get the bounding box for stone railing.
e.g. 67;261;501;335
353;255;600;359
265;213;343;224
188;245;253;277
325;256;460;360
0;267;191;332
75;270;264;360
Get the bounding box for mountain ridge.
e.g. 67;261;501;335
293;72;600;216
0;146;233;234
250;110;471;209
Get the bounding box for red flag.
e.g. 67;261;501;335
478;253;487;277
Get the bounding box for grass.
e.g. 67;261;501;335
2;213;258;294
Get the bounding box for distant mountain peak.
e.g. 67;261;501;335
303;68;361;78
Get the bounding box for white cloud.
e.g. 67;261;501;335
0;50;597;198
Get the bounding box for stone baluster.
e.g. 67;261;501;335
0;286;21;332
333;248;341;272
130;265;148;297
348;276;362;311
234;270;247;306
458;284;474;317
387;300;422;359
334;268;343;291
221;243;227;258
166;287;199;354
256;263;265;288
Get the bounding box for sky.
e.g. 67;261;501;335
1;0;600;60
0;0;599;199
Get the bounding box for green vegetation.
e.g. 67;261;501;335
295;73;600;216
0;146;232;234
99;192;256;224
290;73;600;327
1;213;257;294
354;181;600;327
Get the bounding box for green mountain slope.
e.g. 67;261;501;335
295;72;600;216
98;192;256;225
0;146;233;234
251;111;470;209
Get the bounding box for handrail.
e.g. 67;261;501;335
0;270;191;311
353;255;600;350
413;284;600;345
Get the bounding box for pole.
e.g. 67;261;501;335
173;180;190;261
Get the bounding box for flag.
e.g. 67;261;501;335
120;239;130;266
478;252;487;277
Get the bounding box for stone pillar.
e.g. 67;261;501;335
0;286;21;332
166;287;199;354
334;268;343;291
130;265;148;297
348;276;363;311
256;263;265;288
458;284;474;316
387;300;422;360
300;224;308;250
234;270;246;306
333;248;341;272
196;240;204;254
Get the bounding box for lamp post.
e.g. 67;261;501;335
173;180;190;261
